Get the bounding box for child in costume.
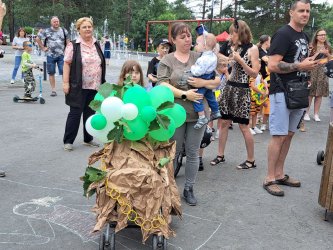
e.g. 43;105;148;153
249;74;268;135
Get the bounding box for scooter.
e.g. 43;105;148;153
13;67;45;104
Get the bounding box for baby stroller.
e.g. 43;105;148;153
174;126;213;177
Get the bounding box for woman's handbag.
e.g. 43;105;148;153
274;73;310;109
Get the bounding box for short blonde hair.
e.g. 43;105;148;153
76;17;93;31
217;54;228;68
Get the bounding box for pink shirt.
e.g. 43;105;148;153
64;36;102;90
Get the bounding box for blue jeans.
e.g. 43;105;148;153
193;87;219;113
11;56;23;80
47;55;64;75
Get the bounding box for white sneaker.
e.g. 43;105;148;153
314;114;321;122
10;79;14;84
253;127;263;134
303;113;310;121
260;124;267;131
215;130;219;139
250;128;256;135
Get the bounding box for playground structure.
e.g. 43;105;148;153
145;18;234;53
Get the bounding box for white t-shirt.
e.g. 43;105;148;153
12;37;29;56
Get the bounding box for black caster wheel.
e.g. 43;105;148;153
317;150;325;165
99;224;114;250
39;97;45;104
174;151;183;178
152;235;167;250
13;95;19;103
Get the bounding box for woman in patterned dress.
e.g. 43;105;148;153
304;29;332;122
210;20;260;169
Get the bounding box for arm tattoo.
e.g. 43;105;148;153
277;62;299;73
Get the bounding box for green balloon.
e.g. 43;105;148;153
158;103;186;128
91;114;107;130
123;117;148;141
140;106;157;123
149;85;174;109
149;118;176;141
123;85;151;111
94;93;104;102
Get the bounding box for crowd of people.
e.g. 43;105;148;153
1;0;332;206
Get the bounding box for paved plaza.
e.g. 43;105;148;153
0;47;333;250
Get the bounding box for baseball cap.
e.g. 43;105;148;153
324;60;333;78
195;24;208;36
157;39;172;47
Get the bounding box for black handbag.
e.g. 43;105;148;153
274;73;310;109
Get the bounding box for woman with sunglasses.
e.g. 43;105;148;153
209;20;260;169
10;28;29;84
304;29;332;122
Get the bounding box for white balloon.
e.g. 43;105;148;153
85;116;99;137
94;121;116;143
101;97;124;122
121;103;138;120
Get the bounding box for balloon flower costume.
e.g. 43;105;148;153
81;77;186;242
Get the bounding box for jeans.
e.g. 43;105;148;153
172;122;205;189
193;87;219;113
11;56;23;80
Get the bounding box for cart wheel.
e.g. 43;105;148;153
109;232;115;250
13;95;19;103
163;237;167;250
317;150;325;165
174;151;183;178
39;97;45;104
152;235;158;250
99;233;105;250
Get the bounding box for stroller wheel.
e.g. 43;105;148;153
317;150;325;165
152;235;167;250
174;149;184;178
13;95;19;103
39;97;45;104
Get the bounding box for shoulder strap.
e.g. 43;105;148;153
62;27;67;47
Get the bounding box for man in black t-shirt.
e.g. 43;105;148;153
263;0;319;196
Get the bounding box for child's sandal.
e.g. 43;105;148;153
237;160;256;169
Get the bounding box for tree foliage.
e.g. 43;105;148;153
2;0;332;47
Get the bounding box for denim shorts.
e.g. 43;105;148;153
47;55;64;75
269;92;304;135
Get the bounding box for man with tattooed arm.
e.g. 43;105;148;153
263;0;319;196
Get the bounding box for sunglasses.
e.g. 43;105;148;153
26;44;33;47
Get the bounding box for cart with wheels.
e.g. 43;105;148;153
318;123;333;220
83;140;181;250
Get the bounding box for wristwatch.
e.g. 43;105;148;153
181;91;187;101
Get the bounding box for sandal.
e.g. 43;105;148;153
275;174;301;187
237;160;256;169
263;181;284;196
210;155;225;166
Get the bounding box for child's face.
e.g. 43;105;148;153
126;66;141;84
194;36;205;52
24;42;33;53
216;64;228;74
157;44;170;57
